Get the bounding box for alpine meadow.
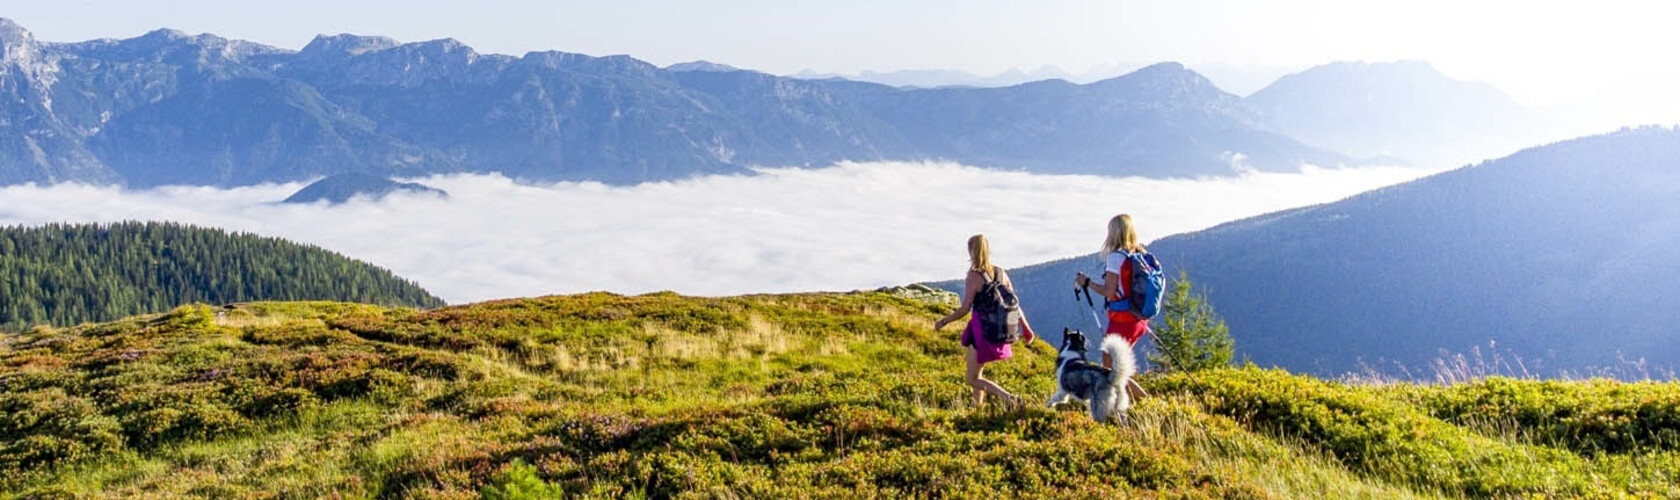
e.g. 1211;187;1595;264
4;294;1679;497
3;2;1680;499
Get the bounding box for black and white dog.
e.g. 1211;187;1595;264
1047;328;1135;423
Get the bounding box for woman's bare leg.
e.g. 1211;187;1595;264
966;348;1014;407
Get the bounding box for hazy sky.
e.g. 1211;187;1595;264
2;1;1676;115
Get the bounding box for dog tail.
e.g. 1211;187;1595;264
1093;335;1136;423
1101;335;1136;386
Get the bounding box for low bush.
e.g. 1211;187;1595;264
1405;376;1680;454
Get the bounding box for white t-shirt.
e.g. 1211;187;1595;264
1104;251;1131;300
1104;251;1127;276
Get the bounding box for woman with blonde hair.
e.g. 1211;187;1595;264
1075;214;1151;400
935;234;1038;409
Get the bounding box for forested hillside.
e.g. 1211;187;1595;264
0;222;444;330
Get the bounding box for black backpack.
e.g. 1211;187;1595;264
973;267;1022;344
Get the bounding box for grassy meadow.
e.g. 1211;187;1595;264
1;292;1677;498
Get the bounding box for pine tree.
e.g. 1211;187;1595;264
1148;270;1235;372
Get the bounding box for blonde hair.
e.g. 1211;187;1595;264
967;234;993;275
1103;214;1146;254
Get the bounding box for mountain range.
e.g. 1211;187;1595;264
0;18;1410;187
789;64;1122;88
789;62;1295;97
989;126;1680;377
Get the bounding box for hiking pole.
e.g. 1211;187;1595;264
1146;325;1198;383
1076;286;1103;331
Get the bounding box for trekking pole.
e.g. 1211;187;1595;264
1076;286;1103;331
1146;325;1198;383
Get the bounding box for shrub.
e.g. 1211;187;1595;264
0;389;124;471
1154;367;1623;497
1409;377;1680;454
481;459;565;500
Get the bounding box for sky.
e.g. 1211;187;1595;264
0;163;1436;303
1;0;1677;117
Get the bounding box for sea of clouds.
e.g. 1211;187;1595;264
0;162;1438;303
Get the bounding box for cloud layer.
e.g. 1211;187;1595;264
0;163;1435;303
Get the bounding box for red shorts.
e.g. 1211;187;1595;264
1106;310;1148;345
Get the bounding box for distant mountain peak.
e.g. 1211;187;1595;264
0;17;38;60
1247;59;1536;166
666;60;741;73
1136;61;1188;72
1294;60;1444;79
140;27;189;40
408;38;474;55
118;27;285;61
300;34;400;58
135;27;229;47
1098;61;1208;84
282;173;448;204
1089;60;1226;98
368;38;483;68
521;51;656;74
0;17;28;40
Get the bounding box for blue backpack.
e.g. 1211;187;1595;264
1107;251;1165;319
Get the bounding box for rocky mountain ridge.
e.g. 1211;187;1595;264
0;18;1345;187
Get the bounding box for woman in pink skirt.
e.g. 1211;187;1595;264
935;234;1038;409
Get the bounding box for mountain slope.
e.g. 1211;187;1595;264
0;221;445;330
997;127;1680;376
1246;61;1550;167
0;19;117;185
0;18;1345;187
2;294;1673;497
282;172;447;204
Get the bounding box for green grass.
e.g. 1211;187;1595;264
2;292;1677;498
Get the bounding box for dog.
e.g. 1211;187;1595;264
1047;327;1136;423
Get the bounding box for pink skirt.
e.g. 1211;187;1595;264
960;316;1012;364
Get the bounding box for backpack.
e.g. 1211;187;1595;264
972;267;1023;344
1107;252;1166;320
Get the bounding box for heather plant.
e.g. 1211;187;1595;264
482;460;564;499
1155;367;1678;497
1400;376;1680;454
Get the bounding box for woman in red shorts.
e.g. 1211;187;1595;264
1075;214;1150;401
